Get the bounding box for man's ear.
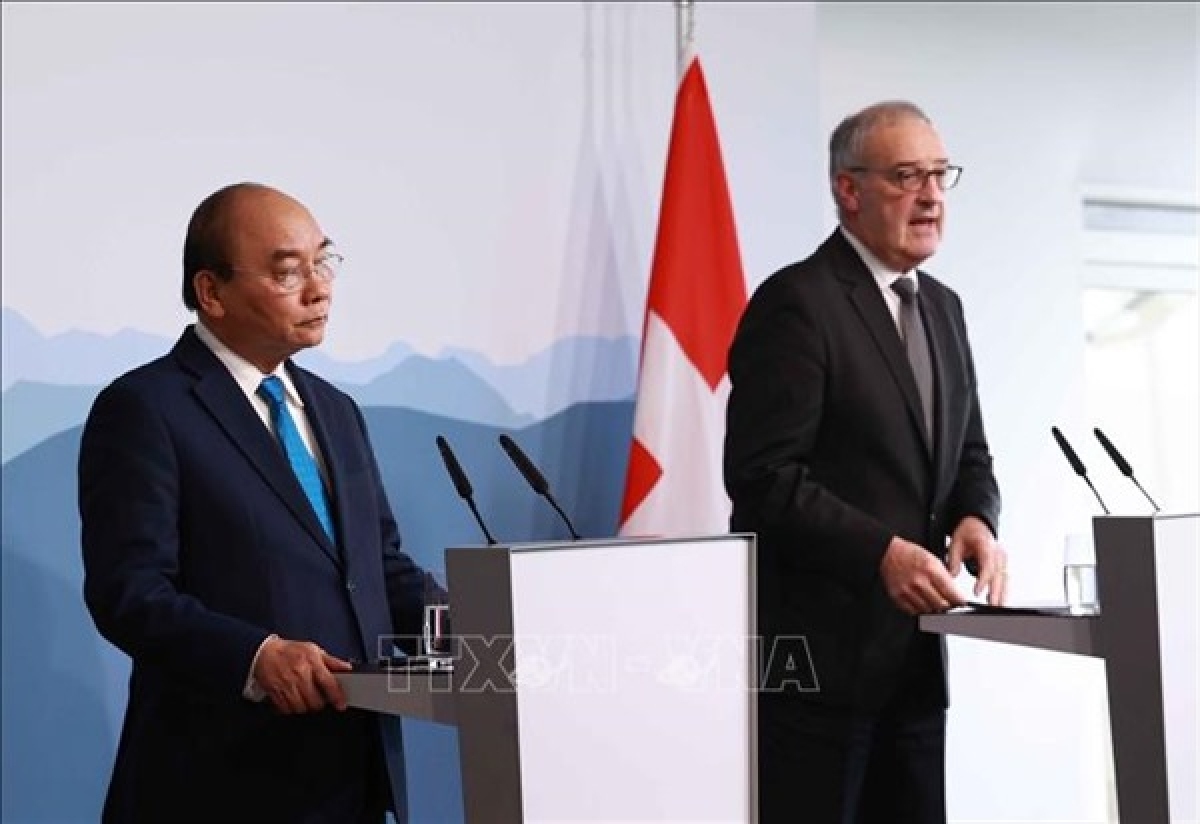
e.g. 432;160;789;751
833;171;861;216
193;270;226;318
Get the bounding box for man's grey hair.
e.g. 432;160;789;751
827;101;934;220
828;101;932;185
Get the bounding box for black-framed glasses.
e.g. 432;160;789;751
847;164;963;192
225;252;344;294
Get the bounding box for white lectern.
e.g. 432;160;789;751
340;534;758;823
921;514;1198;824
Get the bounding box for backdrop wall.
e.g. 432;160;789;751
817;4;1197;820
2;4;819;821
2;2;1195;822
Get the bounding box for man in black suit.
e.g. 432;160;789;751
79;182;444;823
724;101;1007;823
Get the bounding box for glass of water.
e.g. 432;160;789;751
422;603;452;658
1063;533;1098;614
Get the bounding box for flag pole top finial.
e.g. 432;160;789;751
675;0;696;80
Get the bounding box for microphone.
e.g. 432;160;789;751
1093;427;1161;513
435;435;498;545
497;434;582;540
1051;426;1110;515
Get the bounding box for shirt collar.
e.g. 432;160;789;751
192;321;305;408
839;226;918;294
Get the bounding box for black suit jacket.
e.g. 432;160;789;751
79;326;440;823
724;230;1000;711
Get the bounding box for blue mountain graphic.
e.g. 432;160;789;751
2;427;121;822
347;355;532;429
2;381;100;462
295;340;413;385
1;308;170;391
443;337;637;419
367;400;634;551
1;399;633;823
1;307;637;423
0;308;413;391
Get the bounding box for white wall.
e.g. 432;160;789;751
816;3;1198;821
1;4;822;822
0;2;821;365
3;1;1196;821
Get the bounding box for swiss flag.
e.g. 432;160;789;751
618;56;747;537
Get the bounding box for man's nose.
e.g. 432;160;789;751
303;272;332;302
917;174;944;203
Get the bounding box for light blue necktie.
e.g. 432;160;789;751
257;376;335;541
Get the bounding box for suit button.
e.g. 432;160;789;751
345;579;357;594
929;513;937;523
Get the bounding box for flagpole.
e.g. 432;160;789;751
674;0;694;81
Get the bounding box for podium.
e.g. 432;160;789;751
920;514;1198;823
340;534;758;823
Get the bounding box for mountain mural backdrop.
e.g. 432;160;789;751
1;307;639;824
2;308;638;460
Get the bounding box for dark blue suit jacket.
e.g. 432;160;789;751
79;326;439;823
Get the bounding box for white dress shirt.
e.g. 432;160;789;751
839;226;920;336
192;321;332;701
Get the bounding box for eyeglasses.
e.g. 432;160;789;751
847;164;963;192
225;252;344;294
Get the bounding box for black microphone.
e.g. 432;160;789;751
435;435;497;545
1051;426;1110;515
497;434;582;540
1093;427;1161;513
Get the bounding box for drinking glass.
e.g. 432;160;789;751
1063;533;1098;614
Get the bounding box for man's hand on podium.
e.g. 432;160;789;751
947;515;1008;606
881;537;966;615
254;637;351;715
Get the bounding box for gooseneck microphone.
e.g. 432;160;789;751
497;434;582;540
1093;427;1161;513
435;435;498;545
1051;426;1110;515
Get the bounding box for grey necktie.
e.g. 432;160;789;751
891;277;934;443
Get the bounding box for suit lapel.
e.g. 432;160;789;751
829;234;931;459
917;280;955;497
174;329;342;568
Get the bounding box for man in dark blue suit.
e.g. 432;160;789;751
79;182;444;823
